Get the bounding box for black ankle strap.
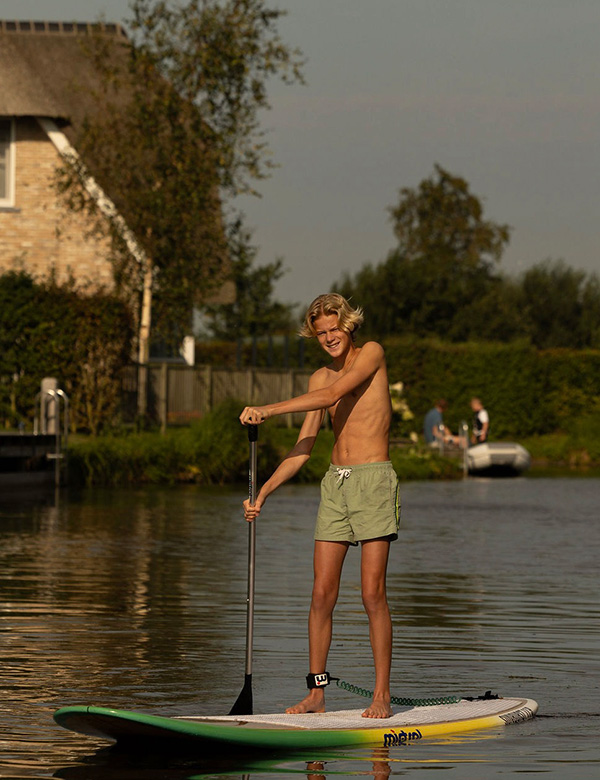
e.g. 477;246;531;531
306;672;339;689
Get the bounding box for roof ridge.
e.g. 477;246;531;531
0;20;128;38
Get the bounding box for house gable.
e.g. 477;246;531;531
0;20;130;288
0;19;234;305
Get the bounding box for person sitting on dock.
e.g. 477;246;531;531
423;399;458;447
470;397;490;444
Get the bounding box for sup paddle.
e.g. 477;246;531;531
229;423;258;716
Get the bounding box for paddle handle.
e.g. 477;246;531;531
248;424;258;505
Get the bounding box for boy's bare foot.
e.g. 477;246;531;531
362;696;392;719
285;689;326;714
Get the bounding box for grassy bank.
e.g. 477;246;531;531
67;400;275;486
66;401;463;486
521;414;600;472
66;402;600;487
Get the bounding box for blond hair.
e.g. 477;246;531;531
299;293;364;339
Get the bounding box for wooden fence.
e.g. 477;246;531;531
122;363;314;431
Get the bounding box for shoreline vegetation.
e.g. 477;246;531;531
64;401;600;488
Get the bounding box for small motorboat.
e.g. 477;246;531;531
467;442;531;476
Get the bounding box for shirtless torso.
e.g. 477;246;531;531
312;345;391;466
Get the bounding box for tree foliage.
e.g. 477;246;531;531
202;220;295;339
337;165;600;348
337;165;511;340
56;0;304;348
519;260;600;349
129;0;305;195
389;164;511;268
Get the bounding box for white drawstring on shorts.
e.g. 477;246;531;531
335;467;353;484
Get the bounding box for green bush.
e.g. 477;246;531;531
567;414;600;461
520;413;600;468
68;399;281;486
381;337;600;439
0;270;133;433
390;446;462;480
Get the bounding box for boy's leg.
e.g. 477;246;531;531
360;538;393;718
286;540;349;714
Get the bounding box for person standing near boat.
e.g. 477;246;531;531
470;397;490;443
239;293;399;720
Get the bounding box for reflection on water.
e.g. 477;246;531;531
0;477;599;778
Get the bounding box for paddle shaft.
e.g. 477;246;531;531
244;424;258;677
229;424;258;715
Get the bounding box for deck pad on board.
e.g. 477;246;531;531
178;698;535;729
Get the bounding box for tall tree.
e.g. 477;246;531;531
203;220;295;339
56;0;304;359
389;163;510;268
337;165;511;339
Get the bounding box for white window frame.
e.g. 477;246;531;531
0;117;16;208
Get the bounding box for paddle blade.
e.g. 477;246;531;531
229;674;253;715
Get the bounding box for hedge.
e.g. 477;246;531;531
382;337;600;438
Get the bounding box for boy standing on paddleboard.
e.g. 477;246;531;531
239;293;399;719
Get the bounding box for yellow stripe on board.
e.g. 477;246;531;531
341;701;538;748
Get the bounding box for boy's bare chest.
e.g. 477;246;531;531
328;376;373;420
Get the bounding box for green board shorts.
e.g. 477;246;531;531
315;461;401;545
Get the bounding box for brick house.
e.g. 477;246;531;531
0;19;233;305
0;20;133;287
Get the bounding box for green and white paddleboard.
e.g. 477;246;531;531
54;696;537;752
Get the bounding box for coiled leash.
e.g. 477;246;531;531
307;672;462;707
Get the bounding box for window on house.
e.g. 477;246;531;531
0;119;15;206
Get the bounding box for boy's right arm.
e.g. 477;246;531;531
243;405;325;522
242;369;329;522
244;356;325;521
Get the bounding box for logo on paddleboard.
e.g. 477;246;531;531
499;707;535;725
383;728;422;747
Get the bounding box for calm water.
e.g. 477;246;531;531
0;476;598;778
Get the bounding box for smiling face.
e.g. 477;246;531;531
313;313;353;360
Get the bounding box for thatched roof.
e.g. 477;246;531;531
0;20;129;132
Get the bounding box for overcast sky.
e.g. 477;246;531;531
4;0;600;310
